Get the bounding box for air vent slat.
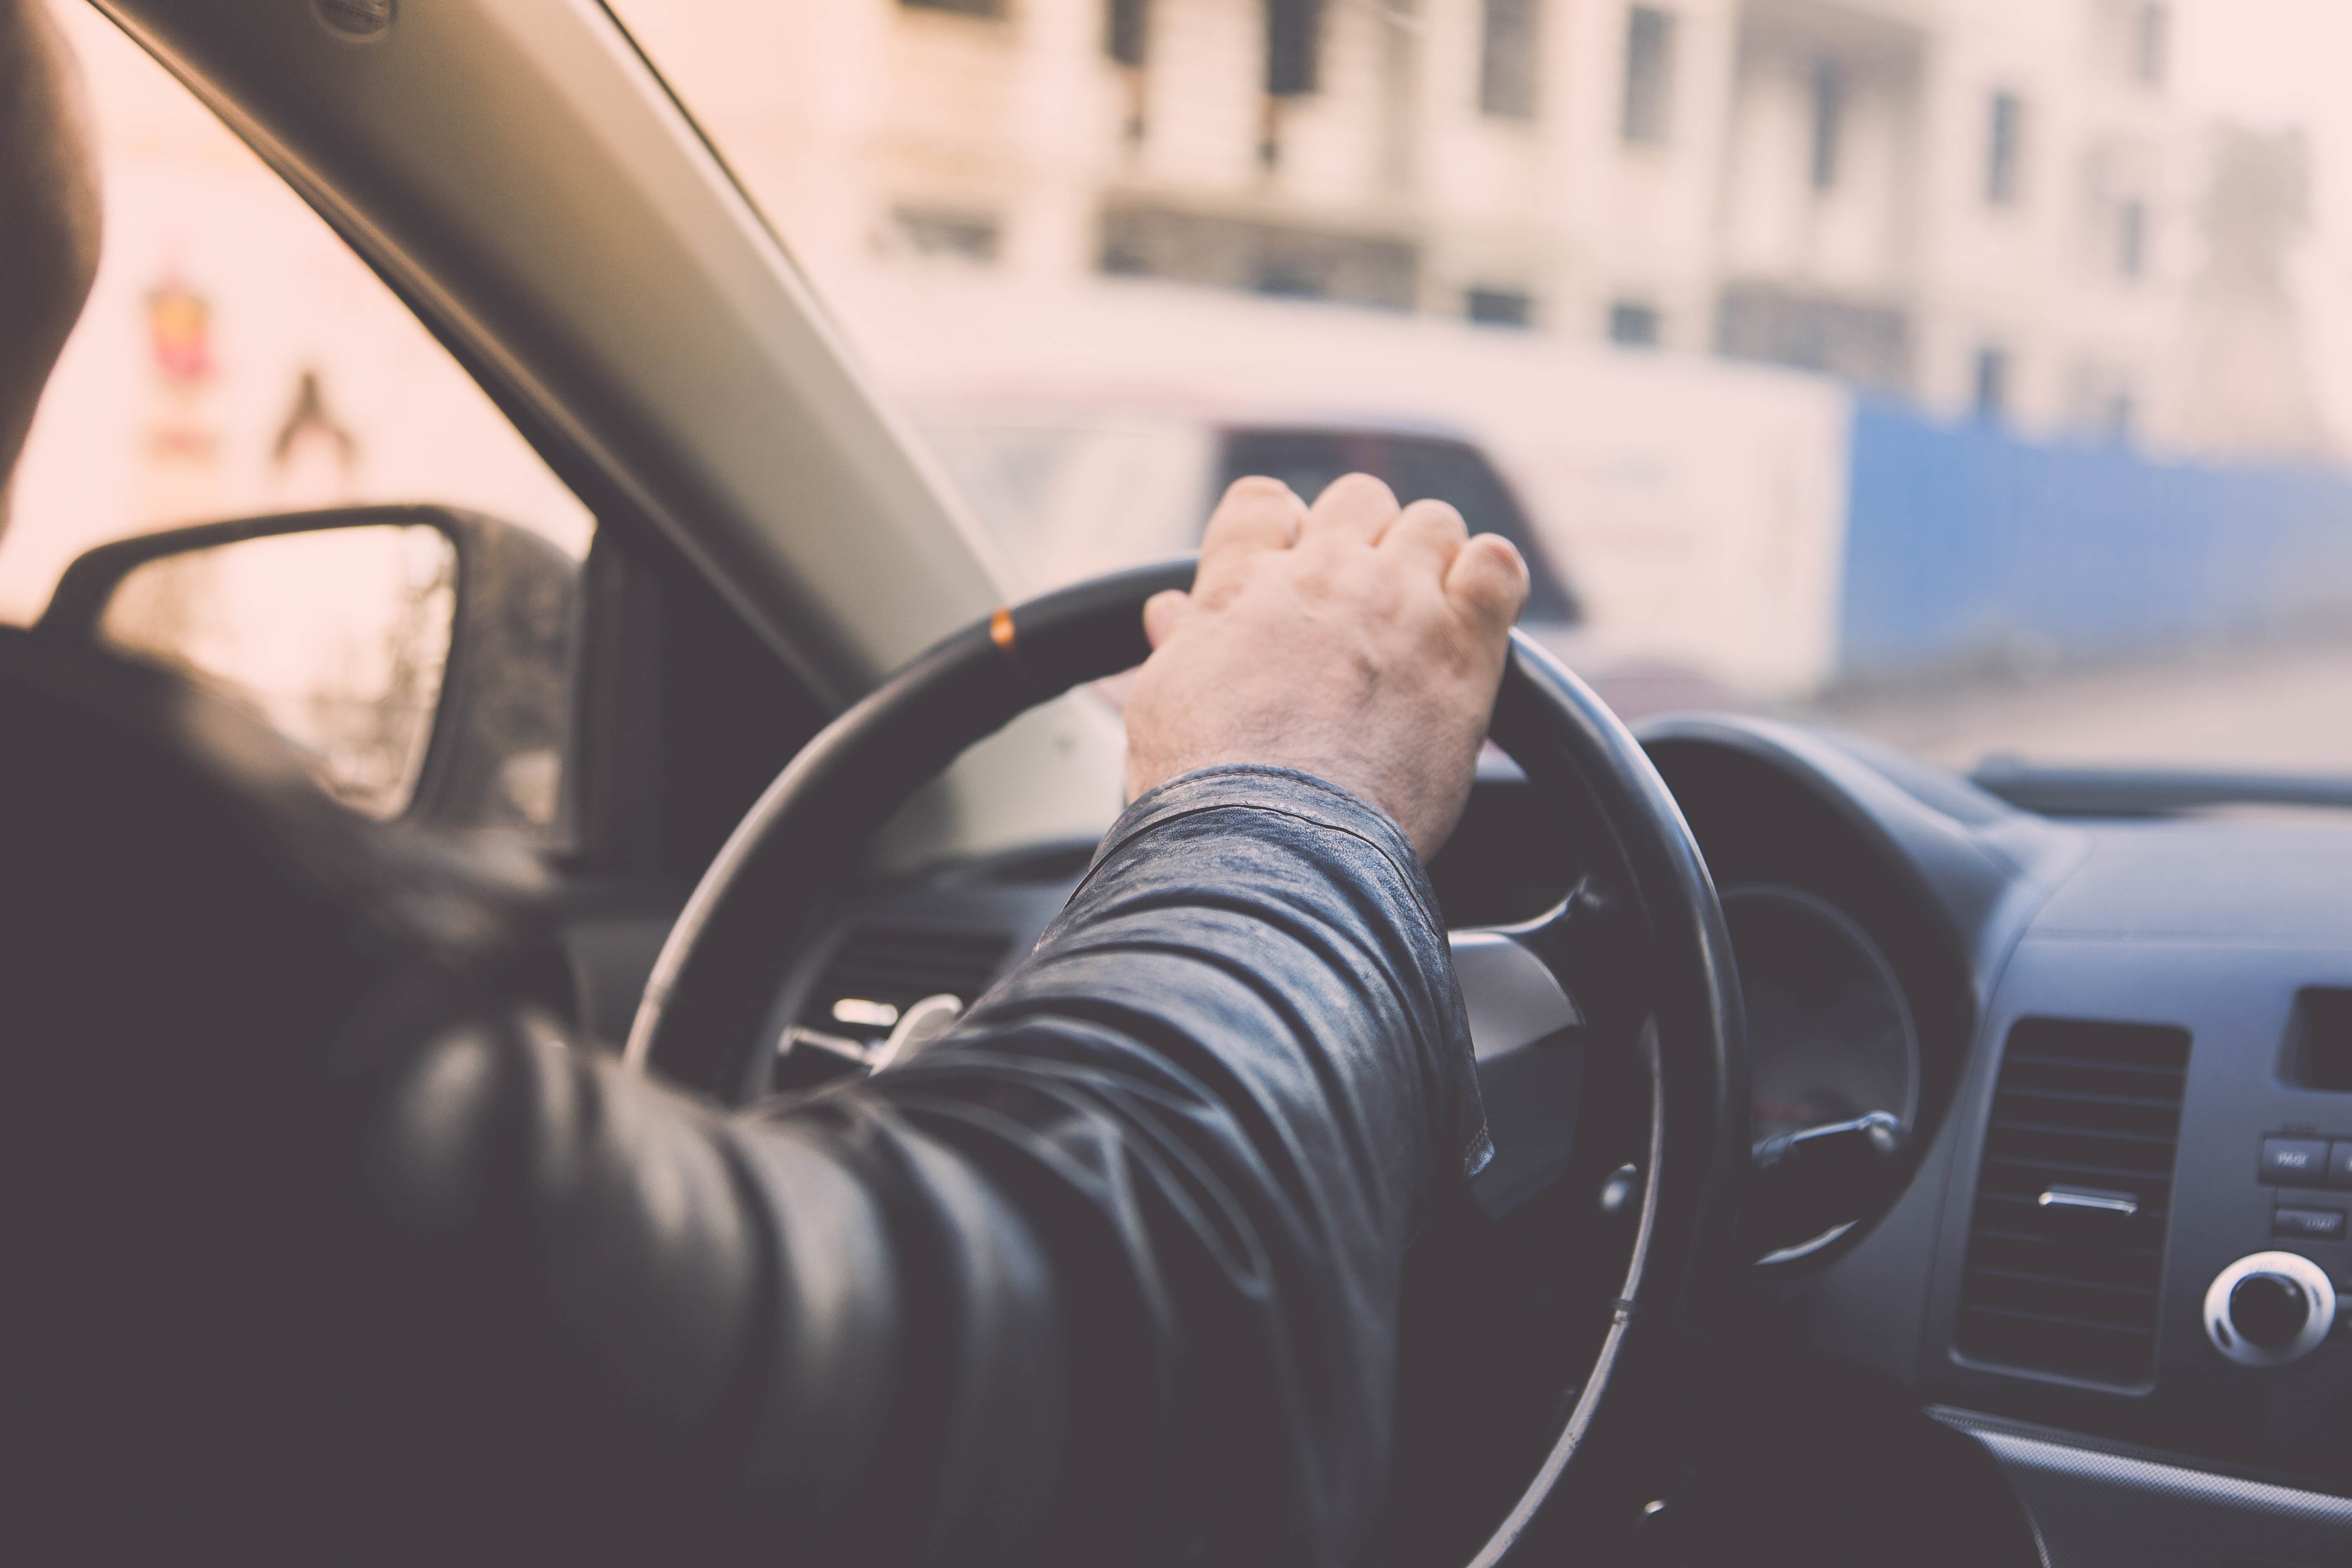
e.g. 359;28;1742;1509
1967;1265;2155;1298
1994;1124;2173;1161
1996;1083;2181;1111
2000;1054;2185;1091
1973;1202;2169;1236
1955;1019;2190;1387
1981;1149;2171;1183
1968;1233;2164;1287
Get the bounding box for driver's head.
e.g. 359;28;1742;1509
0;0;102;543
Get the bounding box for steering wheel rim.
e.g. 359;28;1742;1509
624;557;1746;1560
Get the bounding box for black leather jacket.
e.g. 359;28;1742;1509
6;630;1483;1566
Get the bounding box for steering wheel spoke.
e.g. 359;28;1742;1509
1454;876;1654;1220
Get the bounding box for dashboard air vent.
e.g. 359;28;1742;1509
801;926;1012;1038
1955;1019;2191;1386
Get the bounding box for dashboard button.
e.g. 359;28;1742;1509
2331;1140;2352;1188
2260;1137;2331;1186
2274;1206;2348;1241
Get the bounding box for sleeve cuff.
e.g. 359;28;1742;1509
1087;763;1449;970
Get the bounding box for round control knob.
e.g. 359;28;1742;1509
2205;1251;2337;1367
2229;1274;2310;1351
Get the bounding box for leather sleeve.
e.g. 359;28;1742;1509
342;766;1481;1567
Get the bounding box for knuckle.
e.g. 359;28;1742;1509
1404;498;1468;534
1223;474;1290;502
1318;471;1398;509
1468;536;1528;586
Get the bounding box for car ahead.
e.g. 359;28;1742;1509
17;2;2352;1565
912;400;1580;624
910;399;1752;725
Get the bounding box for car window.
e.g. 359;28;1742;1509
3;5;594;830
611;0;2352;779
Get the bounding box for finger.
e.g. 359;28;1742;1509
1195;476;1306;603
1142;588;1192;650
1377;498;1469;579
1445;534;1531;632
1301;471;1399;546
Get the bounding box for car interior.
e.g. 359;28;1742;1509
12;2;2352;1564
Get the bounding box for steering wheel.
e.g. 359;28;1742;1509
624;559;1746;1562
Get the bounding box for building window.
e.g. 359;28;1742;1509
1255;260;1323;299
1717;284;1912;387
1986;91;2022;206
1107;0;1148;66
1468;287;1533;327
2118;198;2146;278
1973;346;2009;420
2106;389;2135;439
1609;301;1661;346
1622;8;1674;146
1808;59;1843;191
1266;0;1323;98
1480;0;1540;120
901;0;1005;16
893;206;1001;262
2133;3;2167;87
1099;204;1421;310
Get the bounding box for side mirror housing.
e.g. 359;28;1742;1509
39;504;578;833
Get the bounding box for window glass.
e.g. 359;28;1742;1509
1622;8;1675;146
1264;0;1321;98
100;524;457;818
1479;0;1539;121
1609;302;1661;347
1;5;593;628
1468;287;1534;328
1974;347;2011;420
916;410;1212;593
1808;59;1842;190
2134;2;2169;86
1106;0;1149;68
2118;198;2148;278
611;0;2352;778
4;5;593;831
1986;92;2022;206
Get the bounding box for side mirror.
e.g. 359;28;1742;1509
39;505;578;832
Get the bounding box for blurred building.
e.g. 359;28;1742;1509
637;0;2220;446
2176;124;2331;458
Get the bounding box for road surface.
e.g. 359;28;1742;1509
1790;631;2352;780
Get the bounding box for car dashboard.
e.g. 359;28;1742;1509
743;713;2352;1564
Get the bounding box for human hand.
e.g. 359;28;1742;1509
1124;473;1530;862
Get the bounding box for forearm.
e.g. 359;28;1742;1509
864;765;1481;1561
348;767;1476;1565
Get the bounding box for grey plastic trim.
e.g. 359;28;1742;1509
1449;930;1583;1061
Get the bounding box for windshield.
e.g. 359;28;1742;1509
611;0;2352;780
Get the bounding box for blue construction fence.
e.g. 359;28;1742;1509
1837;398;2352;677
